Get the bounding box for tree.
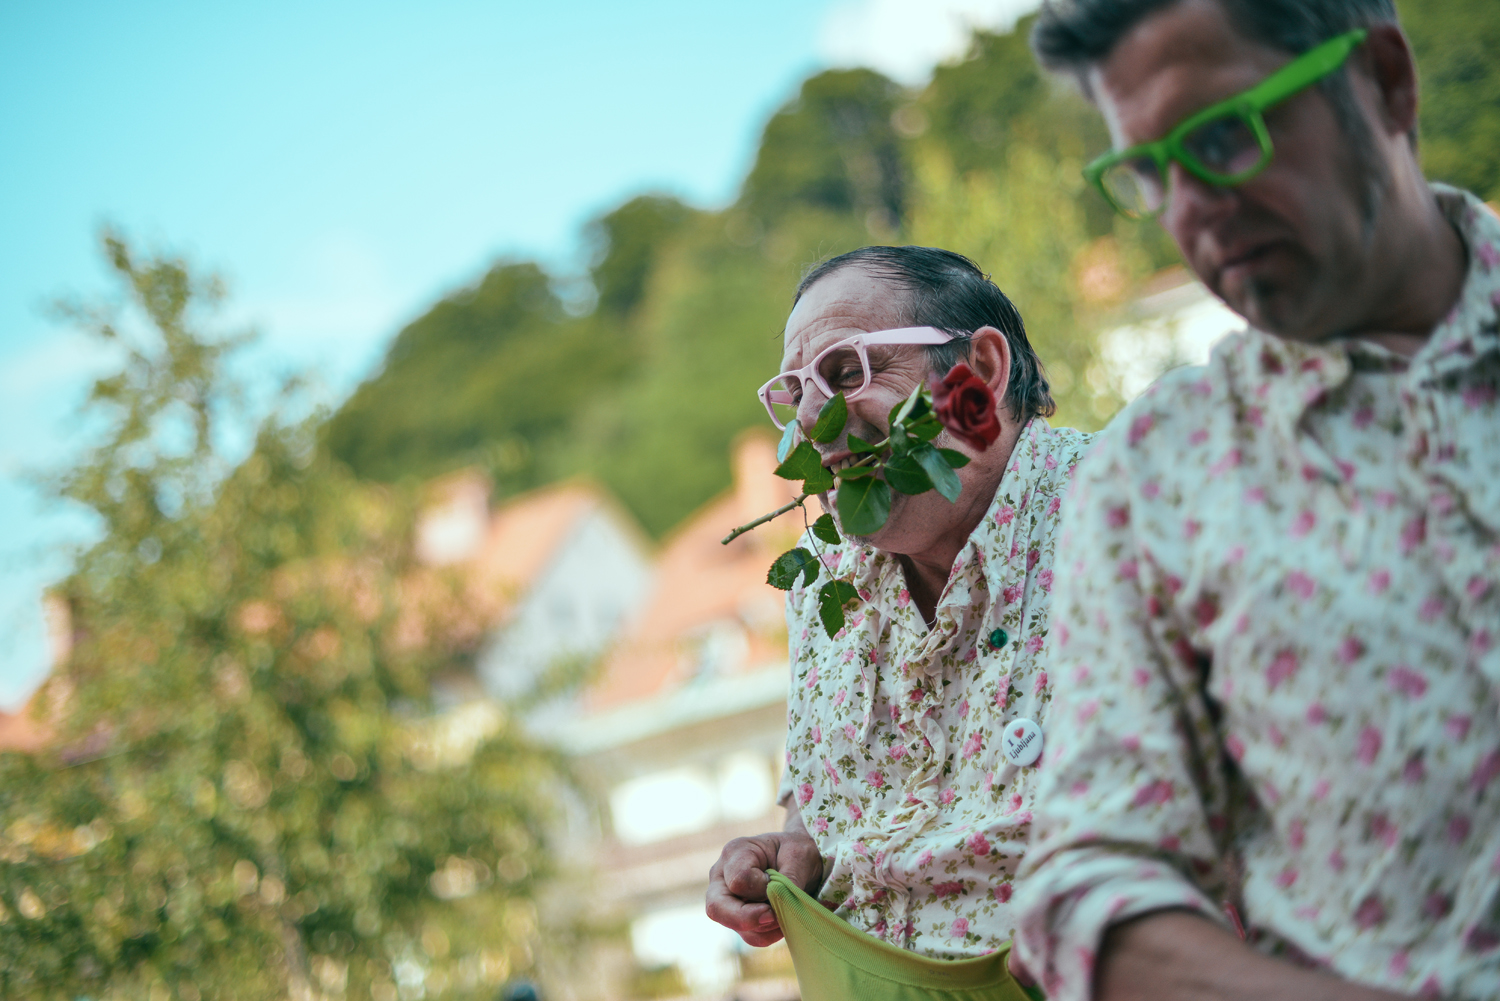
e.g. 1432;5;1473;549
324;261;636;489
0;234;563;1001
587;194;700;319
740;68;908;232
904;144;1144;431
1400;0;1500;202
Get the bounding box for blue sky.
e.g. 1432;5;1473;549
0;0;1037;707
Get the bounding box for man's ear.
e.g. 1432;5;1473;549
968;327;1012;404
1358;23;1419;139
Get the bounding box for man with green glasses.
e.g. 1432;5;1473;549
1010;1;1500;1000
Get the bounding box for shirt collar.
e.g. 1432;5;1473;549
1232;185;1500;429
843;418;1070;643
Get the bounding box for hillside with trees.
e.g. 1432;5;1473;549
323;1;1498;537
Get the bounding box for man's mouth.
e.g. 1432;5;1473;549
1219;242;1277;275
823;454;856;473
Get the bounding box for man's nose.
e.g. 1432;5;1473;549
1161;160;1238;236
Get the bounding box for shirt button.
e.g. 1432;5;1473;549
1002;718;1043;767
988;628;1009;650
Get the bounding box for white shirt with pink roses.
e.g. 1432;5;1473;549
1015;185;1500;1001
779;418;1092;958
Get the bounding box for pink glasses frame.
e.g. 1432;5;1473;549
757;326;955;429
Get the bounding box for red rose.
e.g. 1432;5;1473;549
930;362;1000;451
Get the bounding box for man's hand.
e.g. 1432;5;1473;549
705;828;822;947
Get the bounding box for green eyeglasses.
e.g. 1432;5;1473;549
1084;28;1368;219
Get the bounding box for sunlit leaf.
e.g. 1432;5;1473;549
847;434;880;455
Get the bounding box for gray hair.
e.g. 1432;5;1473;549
796;246;1055;423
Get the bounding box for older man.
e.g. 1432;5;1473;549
705;245;1091;963
1015;2;1500;999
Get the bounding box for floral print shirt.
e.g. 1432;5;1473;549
1014;186;1500;1001
779;419;1093;959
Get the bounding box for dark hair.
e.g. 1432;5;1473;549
1032;0;1401;221
795;245;1055;423
1032;0;1397;75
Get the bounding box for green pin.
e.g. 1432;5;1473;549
988;628;1008;650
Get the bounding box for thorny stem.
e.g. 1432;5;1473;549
719;447;884;546
720;497;806;545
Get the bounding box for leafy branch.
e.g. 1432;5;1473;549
723;378;977;637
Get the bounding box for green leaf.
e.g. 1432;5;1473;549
908;414;943;442
836;475;891;536
883;452;935;495
913;442;962;503
811;513;841;546
888;382;924;428
810;393;847;443
774;440;823;481
937;447;971;469
776;439;834;494
803;463;834;495
776;419;799;463
767;547;820;590
905;392;933;423
834;463;876;479
847;434;880;455
817;579;861;638
887;424;911;455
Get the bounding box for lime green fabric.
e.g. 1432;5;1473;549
765;871;1043;1001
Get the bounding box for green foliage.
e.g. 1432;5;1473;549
741;68;907;231
810;514;841;546
547;207;870;535
808;393;848;443
774;441;832;494
834;476;892;537
767;548;819;591
905;144;1137;429
922;20;1106;170
912;443;962;503
1401;0;1500;201
324;262;635;489
587;194;700;318
2;236;562;1001
815;581;861;639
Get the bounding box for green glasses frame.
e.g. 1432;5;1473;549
1084;28;1369;219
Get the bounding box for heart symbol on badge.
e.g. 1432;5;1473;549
1003;718;1043;767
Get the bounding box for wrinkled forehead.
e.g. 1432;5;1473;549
1090;0;1289;146
781;265;909;368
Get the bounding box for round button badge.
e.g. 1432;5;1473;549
1002;718;1043;767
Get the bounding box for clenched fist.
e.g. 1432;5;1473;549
705;812;823;947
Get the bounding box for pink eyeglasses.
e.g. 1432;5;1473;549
758;326;955;429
